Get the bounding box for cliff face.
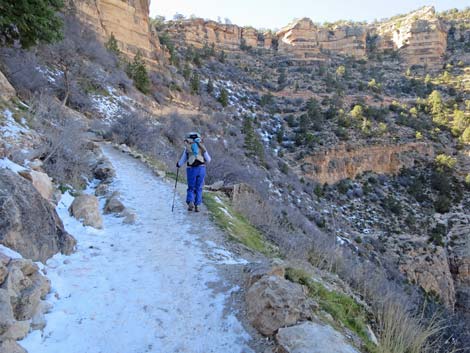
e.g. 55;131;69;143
164;6;447;70
375;6;447;70
166;19;272;51
72;0;162;65
277;18;367;61
300;142;434;184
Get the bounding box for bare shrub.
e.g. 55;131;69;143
31;95;90;187
0;48;49;99
375;300;443;353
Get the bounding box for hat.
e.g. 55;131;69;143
186;132;201;140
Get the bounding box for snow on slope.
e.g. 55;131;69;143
20;145;253;353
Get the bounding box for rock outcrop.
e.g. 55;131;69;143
0;169;76;263
447;212;470;314
18;170;54;202
0;248;51;353
246;275;315;336
375;6;447;70
398;244;456;308
0;70;16;100
72;0;162;66
69;194;103;229
300;142;434;184
277;18;367;61
276;321;360;353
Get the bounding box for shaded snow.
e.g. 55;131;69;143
20;145;253;353
0;245;22;259
1;109;29;138
0;157;26;173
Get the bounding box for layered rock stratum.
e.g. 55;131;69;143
163;6;448;69
299;142;434;184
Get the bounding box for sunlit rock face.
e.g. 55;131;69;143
277;18;367;61
72;0;162;66
375;6;447;70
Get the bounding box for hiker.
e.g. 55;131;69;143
176;132;211;212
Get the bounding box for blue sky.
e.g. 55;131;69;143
149;0;467;29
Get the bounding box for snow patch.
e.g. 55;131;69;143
0;245;23;259
0;157;26;173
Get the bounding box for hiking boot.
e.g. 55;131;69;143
188;202;194;211
194;205;200;213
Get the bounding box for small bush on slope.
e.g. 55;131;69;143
285;268;377;353
203;192;278;256
285;267;445;353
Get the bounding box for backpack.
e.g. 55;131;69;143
185;132;205;166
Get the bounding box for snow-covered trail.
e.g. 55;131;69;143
20;145;253;353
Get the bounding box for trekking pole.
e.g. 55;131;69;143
171;167;180;212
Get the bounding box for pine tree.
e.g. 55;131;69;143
242;118;264;162
127;51;151;94
218;88;229;107
0;0;64;48
219;50;226;63
428;90;446;125
190;73;200;94
207;78;214;94
106;33;121;56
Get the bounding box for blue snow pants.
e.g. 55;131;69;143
186;166;206;206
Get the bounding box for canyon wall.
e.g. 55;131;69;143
300;142;434;184
276;18;367;61
165;6;447;70
71;0;162;66
165;19;273;51
375;6;447;70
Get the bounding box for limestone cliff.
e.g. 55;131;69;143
71;0;162;66
375;6;447;70
299;142;434;184
164;6;448;70
165;19;273;51
277;18;367;61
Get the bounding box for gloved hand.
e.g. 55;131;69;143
176;162;180;168
194;137;201;143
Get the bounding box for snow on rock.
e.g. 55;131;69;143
0;244;23;259
1;109;29;139
0;157;26;173
20;145;253;353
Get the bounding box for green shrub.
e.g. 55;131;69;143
434;195;452;214
434;154;457;172
126;51;151;94
218;88;229;107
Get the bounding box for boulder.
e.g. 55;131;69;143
0;70;16;100
276;321;360;353
104;192;125;215
27;159;44;172
0;169;76;262
18;169;54;202
245;260;286;287
0;340;27;353
93;159;115;182
246;275;315;336
0;250;51;351
95;182;111;197
69;194;103;229
122;209;137;225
